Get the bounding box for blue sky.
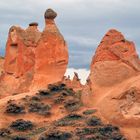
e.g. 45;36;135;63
0;0;140;69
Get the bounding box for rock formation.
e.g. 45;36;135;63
4;23;41;77
0;24;41;96
0;9;68;96
0;9;139;139
31;9;68;90
89;29;140;87
86;29;140;139
62;72;83;91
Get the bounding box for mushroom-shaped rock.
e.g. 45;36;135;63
31;9;68;90
44;9;57;19
89;29;140;87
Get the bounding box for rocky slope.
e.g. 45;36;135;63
0;82;125;140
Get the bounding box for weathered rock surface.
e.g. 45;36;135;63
0;56;4;75
31;9;68;90
89;29;140;87
85;29;140;139
0;9;68;96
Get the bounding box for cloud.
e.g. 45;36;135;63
0;0;140;68
65;68;90;85
67;36;97;46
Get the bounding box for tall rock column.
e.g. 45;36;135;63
31;9;68;90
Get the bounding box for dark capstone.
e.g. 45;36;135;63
11;43;18;47
10;119;33;131
29;22;38;26
44;9;57;19
39;130;72;140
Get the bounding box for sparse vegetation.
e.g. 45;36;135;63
6;103;25;114
86;116;102;126
38;90;50;97
10;119;34;131
83;109;97;115
76;125;126;140
56;114;83;126
54;95;65;104
28;102;51;116
38;130;72;140
30;96;41;101
0;83;126;140
11;136;29;140
64;99;81;112
0;128;11;137
48;83;66;92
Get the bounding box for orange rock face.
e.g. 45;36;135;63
0;9;68;96
85;29;140;139
0;56;4;75
92;29;138;64
4;24;41;77
31;9;68;90
89;29;140;87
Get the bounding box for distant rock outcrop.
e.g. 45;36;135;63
0;9;68;96
62;72;83;91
